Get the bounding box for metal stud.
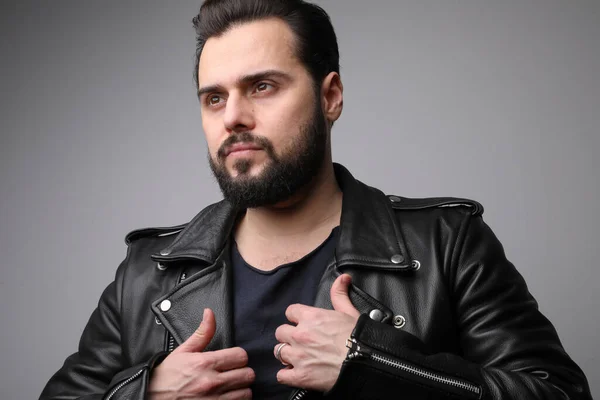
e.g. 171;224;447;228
160;300;172;312
369;309;384;322
411;260;421;270
157;262;167;271
160;249;171;256
393;315;406;329
389;195;402;203
155;317;162;325
391;254;404;264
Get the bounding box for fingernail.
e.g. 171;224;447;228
203;308;208;320
342;274;351;284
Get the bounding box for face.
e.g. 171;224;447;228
197;18;330;209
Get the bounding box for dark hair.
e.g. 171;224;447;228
192;0;340;91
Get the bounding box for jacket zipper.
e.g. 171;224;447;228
105;368;144;400
167;333;176;352
167;271;188;352
290;388;309;399
346;338;481;397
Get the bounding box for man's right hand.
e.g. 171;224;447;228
147;308;254;399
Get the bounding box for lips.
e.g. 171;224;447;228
224;143;263;156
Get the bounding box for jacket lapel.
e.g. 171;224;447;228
150;201;239;350
311;164;414;321
151;243;235;350
333;164;412;270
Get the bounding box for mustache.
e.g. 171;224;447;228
217;132;275;159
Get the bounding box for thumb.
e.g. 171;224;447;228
330;274;360;318
174;308;216;353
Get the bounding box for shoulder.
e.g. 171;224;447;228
384;194;485;241
383;195;490;268
386;195;484;217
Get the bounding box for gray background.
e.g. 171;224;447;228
1;1;598;399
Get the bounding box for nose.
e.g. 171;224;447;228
223;93;256;133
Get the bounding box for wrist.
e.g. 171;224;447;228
146;352;171;397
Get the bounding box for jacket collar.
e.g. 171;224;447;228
152;163;412;270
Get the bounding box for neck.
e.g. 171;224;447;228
235;161;343;242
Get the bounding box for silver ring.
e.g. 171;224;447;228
275;342;290;366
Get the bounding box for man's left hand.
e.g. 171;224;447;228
274;274;360;392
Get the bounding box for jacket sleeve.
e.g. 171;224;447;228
326;214;592;399
39;251;168;400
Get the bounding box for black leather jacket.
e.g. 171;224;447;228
40;164;592;400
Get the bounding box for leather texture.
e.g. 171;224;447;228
39;163;592;400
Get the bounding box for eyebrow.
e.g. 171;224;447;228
196;69;293;99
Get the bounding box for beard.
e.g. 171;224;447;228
208;98;328;210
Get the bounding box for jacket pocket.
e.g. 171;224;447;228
345;337;481;399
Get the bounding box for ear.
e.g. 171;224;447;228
321;71;344;124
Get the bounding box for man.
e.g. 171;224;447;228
40;0;592;399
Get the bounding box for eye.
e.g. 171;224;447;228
207;94;223;106
255;82;273;93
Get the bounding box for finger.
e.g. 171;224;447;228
274;324;295;344
175;308;216;353
209;347;250;371
330;274;360;318
215;367;255;393
217;387;252;400
272;342;295;366
285;303;311;324
276;367;299;388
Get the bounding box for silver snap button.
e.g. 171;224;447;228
390;254;404;264
411;260;421;270
155;317;162;325
369;309;384;321
160;249;171;256
393;315;406;329
157;262;167;271
389;195;402;203
160;299;172;312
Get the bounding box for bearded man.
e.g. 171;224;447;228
40;1;592;399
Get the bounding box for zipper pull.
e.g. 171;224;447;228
346;338;369;359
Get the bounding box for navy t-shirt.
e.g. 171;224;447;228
231;227;340;399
